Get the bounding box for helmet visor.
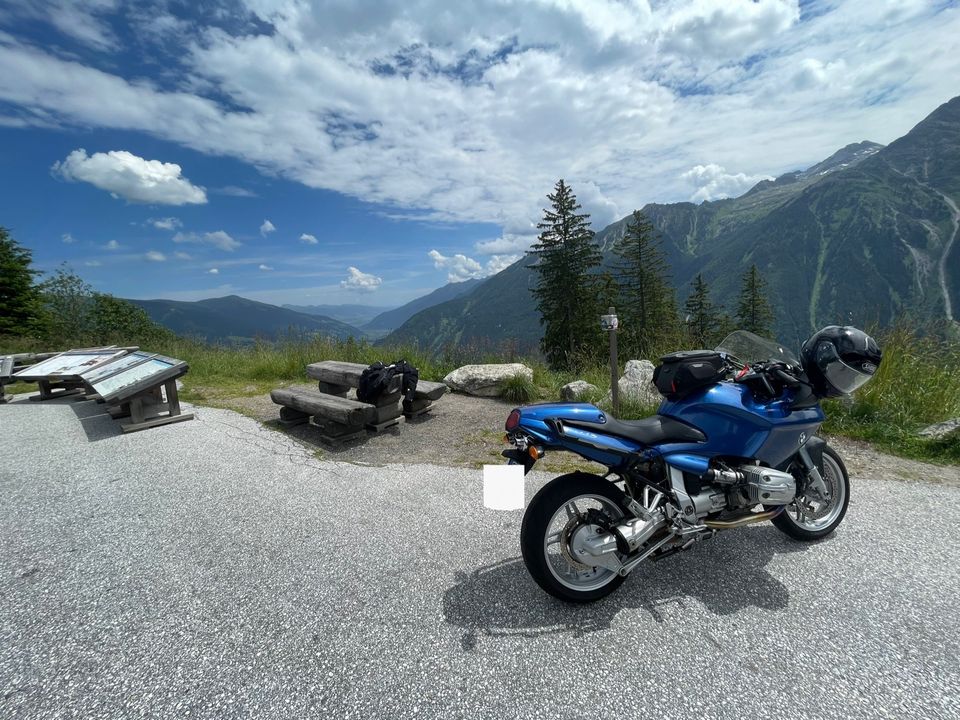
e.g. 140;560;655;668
824;357;874;395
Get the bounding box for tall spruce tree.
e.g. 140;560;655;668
684;273;721;347
736;264;775;337
0;227;43;336
528;179;603;370
613;210;676;357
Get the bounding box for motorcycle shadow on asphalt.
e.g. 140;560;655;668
443;524;819;652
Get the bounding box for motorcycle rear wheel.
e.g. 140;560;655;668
520;472;628;603
773;445;850;541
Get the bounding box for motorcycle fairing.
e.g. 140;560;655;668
657;382;824;467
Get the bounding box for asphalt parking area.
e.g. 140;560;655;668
1;397;958;719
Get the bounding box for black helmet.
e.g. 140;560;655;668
801;326;882;398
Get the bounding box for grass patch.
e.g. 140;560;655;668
4;323;959;465
501;373;539;404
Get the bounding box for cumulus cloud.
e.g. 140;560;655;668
300;233;318;245
149;217;181;230
173;230;240;251
259;264;273;271
145;250;166;262
260;219;276;237
340;266;382;292
104;240;120;250
429;249;519;282
682;164;774;203
61;232;75;244
53;149;206;205
208;267;219;274
174;251;191;260
474;234;534;255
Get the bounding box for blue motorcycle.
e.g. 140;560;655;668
503;327;882;602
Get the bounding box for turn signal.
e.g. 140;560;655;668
528;446;541;461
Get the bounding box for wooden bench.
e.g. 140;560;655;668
270;360;448;444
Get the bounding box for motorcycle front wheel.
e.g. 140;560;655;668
520;472;628;603
773;444;850;541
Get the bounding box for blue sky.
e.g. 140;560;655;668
1;0;958;308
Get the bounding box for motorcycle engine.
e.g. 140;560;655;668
708;464;797;506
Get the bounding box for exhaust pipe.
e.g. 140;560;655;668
702;507;783;530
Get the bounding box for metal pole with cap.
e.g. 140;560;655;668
601;307;619;416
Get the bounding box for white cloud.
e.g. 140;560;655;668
474;234;534;255
208;267;219;274
682;164;774;203
52;149;206;205
259;263;273;271
103;239;121;250
52;148;207;205
216;185;257;197
340;266;382;292
61;232;75;244
84;260;101;267
174;251;192;260
300;233;318;245
260;219;276;237
173;230;240;251
2;0;118;51
145;250;166;262
149;216;181;230
429;249;519;282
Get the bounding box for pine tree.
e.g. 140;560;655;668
735;264;775;337
0;227;43;336
612;210;677;357
684;273;721;347
528;179;603;370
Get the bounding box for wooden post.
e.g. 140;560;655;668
606;306;619;417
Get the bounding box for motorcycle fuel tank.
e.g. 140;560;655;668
658;382;824;467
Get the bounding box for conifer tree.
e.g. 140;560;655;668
0;227;43;335
684;273;721;347
528;180;603;370
735;264;775;337
612;210;676;357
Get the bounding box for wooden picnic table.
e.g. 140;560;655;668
271;360;448;445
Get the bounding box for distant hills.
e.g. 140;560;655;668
282;303;393;328
129;295;363;344
129;280;484;344
386;95;960;350
363;278;482;336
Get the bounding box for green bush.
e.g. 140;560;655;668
501;373;538;404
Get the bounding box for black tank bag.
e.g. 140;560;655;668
653;350;726;400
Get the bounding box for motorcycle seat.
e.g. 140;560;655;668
565;414;705;446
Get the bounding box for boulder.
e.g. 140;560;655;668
612;359;661;407
918;418;960;439
561;380;598;402
443;363;534;397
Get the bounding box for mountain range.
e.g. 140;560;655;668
128;280;482;344
128;96;959;352
129;295;363;344
385;95;960;351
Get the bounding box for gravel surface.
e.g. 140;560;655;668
1;395;959;719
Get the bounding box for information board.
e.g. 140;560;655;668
90;356;186;403
80;351;156;384
13;349;127;380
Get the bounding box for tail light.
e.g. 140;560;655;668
505;409;521;431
